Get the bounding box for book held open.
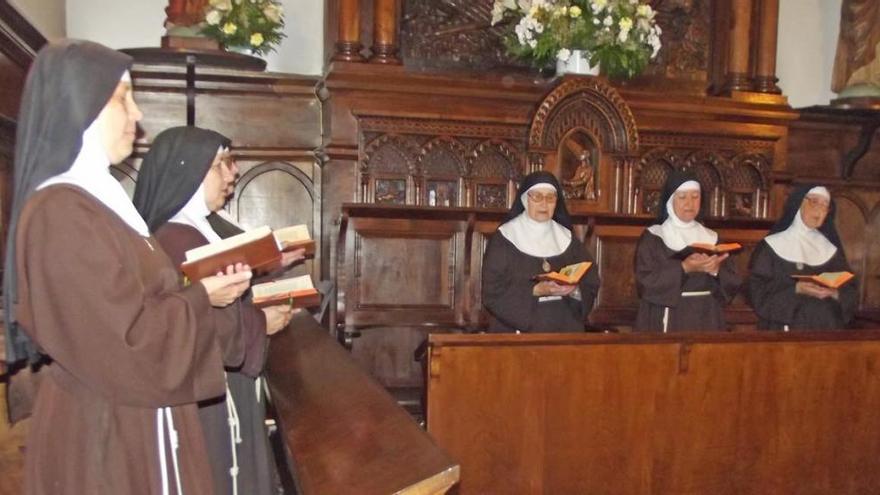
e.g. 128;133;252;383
180;224;315;282
251;275;321;309
674;242;742;259
791;271;855;289
274;224;316;256
533;261;592;285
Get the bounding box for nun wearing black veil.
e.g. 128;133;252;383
748;185;857;331
4;40;252;494
133;126;300;495
634;170;741;332
481;171;600;333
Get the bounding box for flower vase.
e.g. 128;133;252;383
556;49;600;76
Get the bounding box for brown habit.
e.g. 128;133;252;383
15;185;227;494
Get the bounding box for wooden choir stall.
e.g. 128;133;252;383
4;0;880;493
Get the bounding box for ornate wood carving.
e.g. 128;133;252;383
644;0;713;80
358;116;526;207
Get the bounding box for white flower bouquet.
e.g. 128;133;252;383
491;0;662;79
200;0;285;55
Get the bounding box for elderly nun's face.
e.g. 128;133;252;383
672;188;701;223
800;193;830;229
96;80;143;164
203;150;237;212
526;186;558;223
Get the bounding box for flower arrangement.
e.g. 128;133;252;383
491;0;662;79
201;0;285;56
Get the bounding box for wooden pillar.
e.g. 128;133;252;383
371;0;401;64
754;0;781;93
333;0;365;62
724;0;753;93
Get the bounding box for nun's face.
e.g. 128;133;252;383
526;187;558;222
800;193;830;229
672;189;700;223
97;81;142;164
203;151;236;211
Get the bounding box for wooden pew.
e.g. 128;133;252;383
426;330;880;494
266;312;459;494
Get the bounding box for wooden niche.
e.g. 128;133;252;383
527;75;639;214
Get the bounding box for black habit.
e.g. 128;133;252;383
748;185;857;330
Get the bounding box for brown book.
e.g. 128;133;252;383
675;242;742;259
534;262;592;285
274;224;316;256
181;226;282;282
791;271;855;289
251;275;321;309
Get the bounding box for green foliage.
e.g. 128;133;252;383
200;0;285;56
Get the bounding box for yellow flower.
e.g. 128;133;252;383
222;22;237;35
250;33;264;46
569;5;582;17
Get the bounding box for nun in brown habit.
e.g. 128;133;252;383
481;171;600;332
134;126;303;495
748;185;857;331
4;40;252;494
634;170;741;332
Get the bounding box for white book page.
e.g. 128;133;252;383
252;275;315;299
184;225;272;262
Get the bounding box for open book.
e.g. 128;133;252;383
675;242;742;259
534;261;592;285
251;275;321;309
181;226;282;282
274;224;315;256
791;271;855;289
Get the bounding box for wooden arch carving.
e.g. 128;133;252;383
527;75;640;213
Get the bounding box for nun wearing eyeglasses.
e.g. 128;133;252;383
747;185;857;331
481;171;600;333
634;170;741;332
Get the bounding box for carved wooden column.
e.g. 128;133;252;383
333;0;365;62
371;0;401;64
724;0;753;92
754;0;781;93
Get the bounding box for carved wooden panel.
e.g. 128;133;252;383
359;117;526;208
644;0;714;81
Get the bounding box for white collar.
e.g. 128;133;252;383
646;193;717;251
169;183;221;243
498;212;571;258
765;210;837;266
37;116;150;237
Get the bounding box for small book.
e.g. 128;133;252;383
273;224;316;256
181;226;282;282
674;242;743;259
791;271;855;289
534;261;592;285
251;275;321;309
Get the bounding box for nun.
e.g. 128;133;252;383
748;185;857;331
481;171;600;332
133;126;303;495
5;40;252;494
634;170;741;332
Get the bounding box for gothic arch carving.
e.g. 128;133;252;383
418;136;467;177
528;76;639;154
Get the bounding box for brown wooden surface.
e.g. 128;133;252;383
265;312;458;494
427;330;880;494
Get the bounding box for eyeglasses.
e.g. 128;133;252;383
527;191;557;204
803;195;830;211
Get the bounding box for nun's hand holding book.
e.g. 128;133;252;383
795;280;838;300
202;262;253;307
533;281;577;297
682;252;728;275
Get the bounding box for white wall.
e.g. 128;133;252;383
10;0;66;40
776;0;841;108
64;0;323;75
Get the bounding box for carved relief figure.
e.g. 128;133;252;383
832;0;880;98
559;131;598;201
562;150;597;201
